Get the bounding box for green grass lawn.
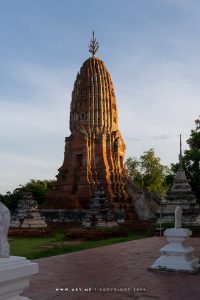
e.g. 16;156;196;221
10;229;147;260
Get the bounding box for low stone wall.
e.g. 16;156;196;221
124;220;154;233
40;209;126;226
40;209;86;223
8;228;53;237
65;228;129;240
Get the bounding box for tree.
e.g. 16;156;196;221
0;179;55;211
184;116;200;201
164;162;179;188
126;148;170;197
126;157;142;183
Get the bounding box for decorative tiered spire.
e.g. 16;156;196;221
179;134;183;168
89;31;99;56
70;50;118;133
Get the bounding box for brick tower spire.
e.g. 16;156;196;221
47;35;130;209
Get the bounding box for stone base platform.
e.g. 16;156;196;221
0;256;38;300
149;228;200;273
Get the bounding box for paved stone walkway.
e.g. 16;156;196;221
23;237;200;300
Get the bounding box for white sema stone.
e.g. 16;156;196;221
0;201;39;299
149;228;200;273
149;205;200;273
0;202;11;257
175;205;182;229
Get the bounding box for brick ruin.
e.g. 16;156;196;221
46;34;159;222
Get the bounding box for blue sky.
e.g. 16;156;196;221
0;0;200;193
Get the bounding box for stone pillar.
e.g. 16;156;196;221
149;206;200;273
0;201;38;299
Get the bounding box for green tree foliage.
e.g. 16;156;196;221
184;116;200;201
126;148;170;197
0;179;55;212
164;162;179;187
0;191;20;212
126;157;141;182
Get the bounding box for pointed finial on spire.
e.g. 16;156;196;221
89;31;99;56
179;134;183;166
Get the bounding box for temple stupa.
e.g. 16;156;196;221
158;135;200;225
46;33;159;222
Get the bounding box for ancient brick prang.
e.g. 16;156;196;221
47;55;131;210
